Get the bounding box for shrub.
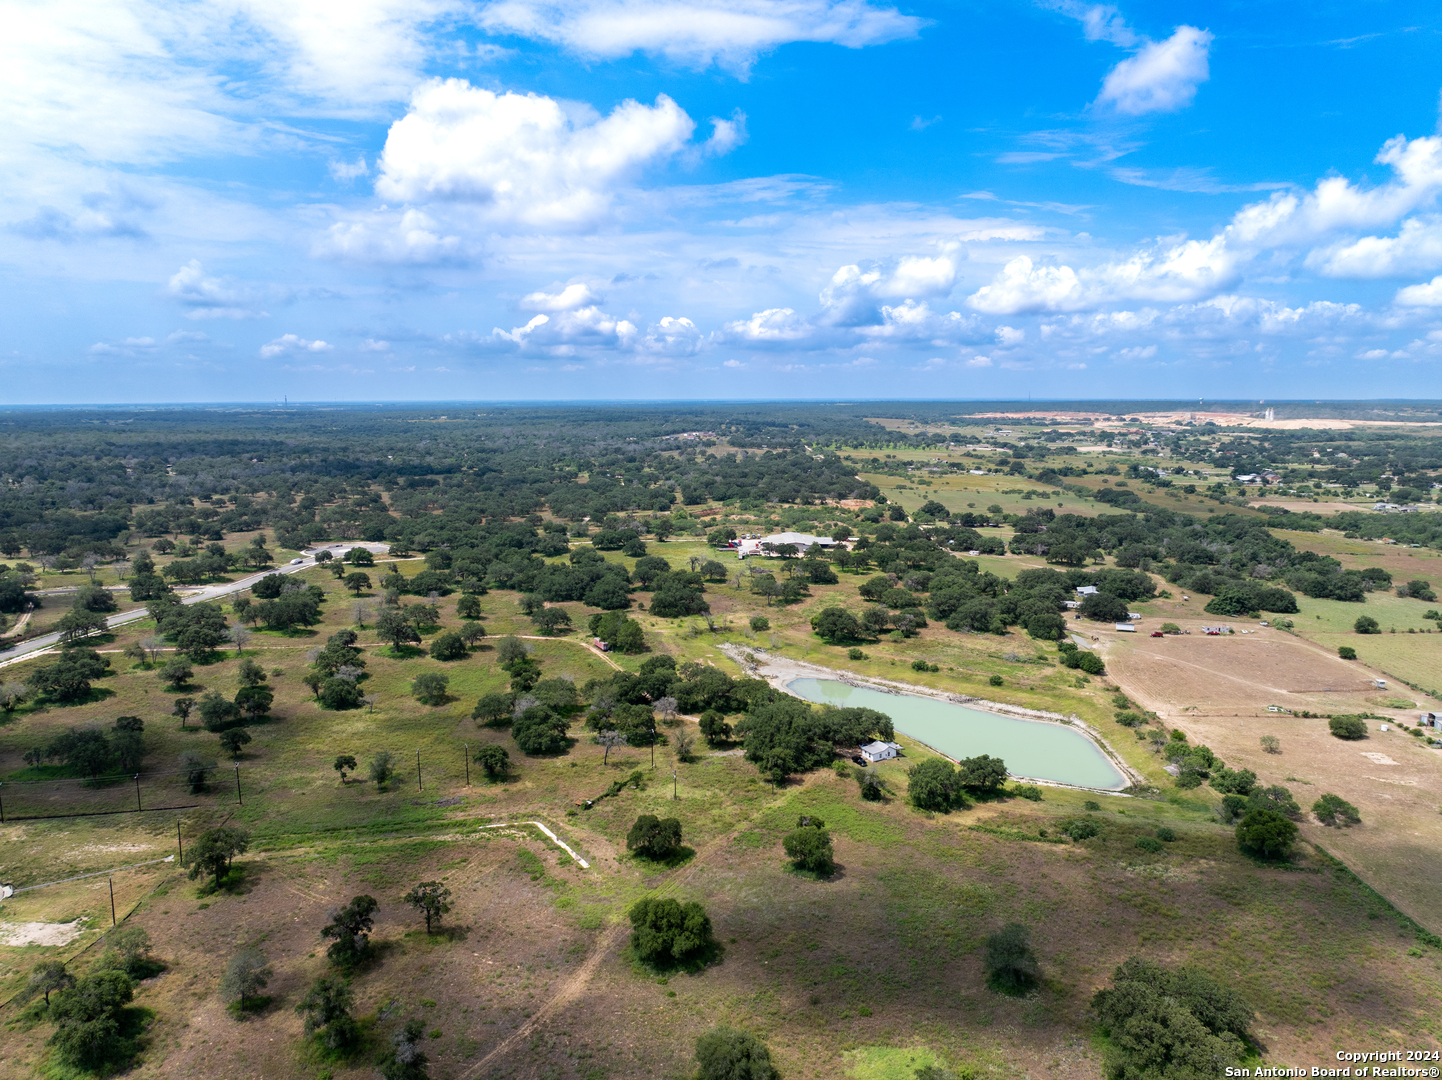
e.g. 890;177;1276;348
695;1027;778;1080
411;672;450;705
907;758;961;812
1235;807;1297;858
1210;766;1257;795
1260;734;1281;753
1354;615;1380;634
1062;818;1099;841
982;923;1039;995
1155;826;1175;842
1135;836;1164;853
474;744;511;779
1010;784;1042;801
428;632;468;661
1092;957;1252;1080
219;948;272;1009
1076;651;1105;675
627;815;683;859
1338;645;1357;659
320;677;364;710
782;823;834;873
47;969;137;1070
1159;622;1181;634
628;896;715;966
513;705;569;755
1329;715;1367;740
988;674;1004;687
698;709;732;746
847;647;865;660
749;615;770;632
1313;793;1361;826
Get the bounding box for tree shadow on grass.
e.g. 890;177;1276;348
784;860;847;883
195;862;259;898
631;846;696;871
382;644;425;659
225;994;275;1020
403;923;471;945
625;939;725;978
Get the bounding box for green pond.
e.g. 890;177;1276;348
787;677;1127;790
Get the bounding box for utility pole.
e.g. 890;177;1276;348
177;820;183;862
416;749;422;791
464;745;469;786
234;765;242;805
134;774;141;811
672;768;677;800
109;878;116;926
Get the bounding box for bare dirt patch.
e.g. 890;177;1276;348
0;919;87;947
1105;630;1378;712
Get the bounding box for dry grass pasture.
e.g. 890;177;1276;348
2;545;1441;1079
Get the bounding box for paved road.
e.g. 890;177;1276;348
0;543;391;671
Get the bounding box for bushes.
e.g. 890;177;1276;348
907;758;962;811
811;607;864;644
1092;957;1252;1080
411;672;450;705
1135;836;1164;853
695;1027;778;1080
47;969;138;1070
513;705;570;755
628;896;716;966
1235;808;1298;859
782;817;834;874
627;815;683;859
1329;715;1367;740
1313;793;1361;826
1354;615;1381;634
428;632;468;660
698;709;732;746
474;744;511;779
1338;645;1357;660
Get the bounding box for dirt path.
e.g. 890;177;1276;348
457;813;764;1080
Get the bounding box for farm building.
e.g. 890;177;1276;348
1115;623;1136;632
735;531;839;559
1075;585;1099;596
859;741;902;763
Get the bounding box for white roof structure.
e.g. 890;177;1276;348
736;531;838;558
1115;623;1136;632
1075;585;1099;596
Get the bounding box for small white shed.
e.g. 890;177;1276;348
1075;585;1100;596
860;741;901;764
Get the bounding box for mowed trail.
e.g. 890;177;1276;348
458;823;745;1080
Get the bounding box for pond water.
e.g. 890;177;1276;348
786;677;1128;790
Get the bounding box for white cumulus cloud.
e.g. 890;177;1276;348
1096;25;1212;116
519;283;600;311
1308;216;1442;278
375;80;703;228
260;333;333;358
642;316;705;355
165;260;271;319
491;306;639;353
474;0;924;73
317;208;464;264
1395;275;1442;307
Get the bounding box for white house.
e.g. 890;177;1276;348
859;741;902;763
1075;585;1099;596
735;531;839;559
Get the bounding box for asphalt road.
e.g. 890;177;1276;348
0;542;390;671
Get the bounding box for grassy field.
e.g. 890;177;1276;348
1;546;1439;1078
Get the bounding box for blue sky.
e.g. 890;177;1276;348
5;0;1442;403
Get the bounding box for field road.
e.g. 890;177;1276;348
0;542;390;672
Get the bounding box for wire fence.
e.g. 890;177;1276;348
0;765;243;822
